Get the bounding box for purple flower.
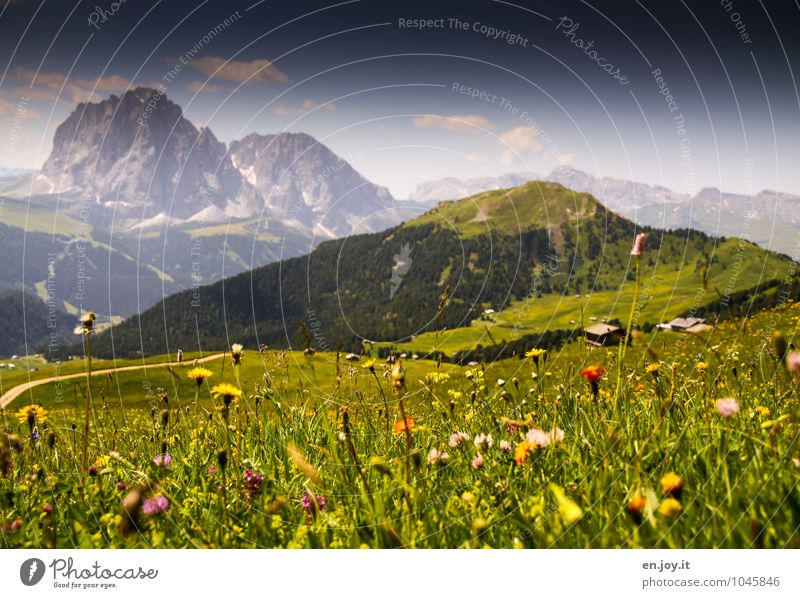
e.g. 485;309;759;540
152;454;171;467
115;482;127;491
31;426;40;441
207;465;218;476
631;233;646;256
300;492;327;514
87;466;98;476
786;351;800;372
716;398;739;418
243;469;264;497
142;495;169;516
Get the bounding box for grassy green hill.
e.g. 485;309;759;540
87;181;793;359
0;290;74;357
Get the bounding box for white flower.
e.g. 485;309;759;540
448;432;470;448
497;378;506;387
549;427;565;445
471;454;485;470
474;433;494;451
525;428;550;449
427;448;450;465
499;440;511;454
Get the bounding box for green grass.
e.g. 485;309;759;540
1;300;799;548
0;196;90;237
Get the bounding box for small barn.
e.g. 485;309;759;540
584;323;625;347
666;317;706;333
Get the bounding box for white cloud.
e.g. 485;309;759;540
185;80;221;93
273;99;336;116
411;114;493;133
190;57;289;84
13;68;131;104
557;152;574;166
499;126;542;164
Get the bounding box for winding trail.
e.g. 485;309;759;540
0;353;225;409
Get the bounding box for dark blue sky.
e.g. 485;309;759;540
1;0;798;197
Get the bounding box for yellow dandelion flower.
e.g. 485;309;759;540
361;358;376;371
15;405;48;425
658;498;682;517
755;405;770;417
210;383;242;401
696;362;708;373
187;367;213;384
645;362;660;374
514;441;532;466
659;471;684;499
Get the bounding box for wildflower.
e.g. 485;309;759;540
392;417;416;435
88;466;98;476
76;312;96;335
755;406;770;417
427;448;450;465
142;495;169;516
424;372;450;385
660;472;684;499
448;432;470;448
497;378;506;387
581;364;605;397
525;428;550;449
658;498;682;518
115;482;127;491
716;398;739;418
630;233;646;256
152;454;171;467
187;367;213;385
696;362;709;373
514;441;532;466
474;433;494;451
499;440;512;454
207;465;218;476
31;426;40;442
15;405;48;426
471;454;485;470
243;469;264;497
626;494;647;524
645;362;660;375
525;347;546;364
362;358;376;372
230;343;244;365
300;492;326;514
560;499;583;525
447;389;463;401
211;383;242;403
581;364;605;383
785;351;800;372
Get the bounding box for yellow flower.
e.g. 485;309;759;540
392;417;416;435
514;441;532;466
559;500;584;525
361;358;376;372
696;362;708;373
658;498;682;517
187;367;213;384
525;348;546;363
424;372;450;385
15;405;48;425
94;455;111;469
645;362;660;374
211;383;242;401
659;472;684;499
755;406;770;417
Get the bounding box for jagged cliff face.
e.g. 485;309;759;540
229;132;395;235
40;87;257;221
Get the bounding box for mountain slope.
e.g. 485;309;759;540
0;290;73;357
88;180;791;358
230;132;398;236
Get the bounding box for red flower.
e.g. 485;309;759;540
581;365;606;383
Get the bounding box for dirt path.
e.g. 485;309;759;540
0;353;225;409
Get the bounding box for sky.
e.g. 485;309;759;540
0;0;799;199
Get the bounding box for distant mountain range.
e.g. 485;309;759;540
0;88;432;326
88;180;789;359
0;165;34;178
409;166;800;257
